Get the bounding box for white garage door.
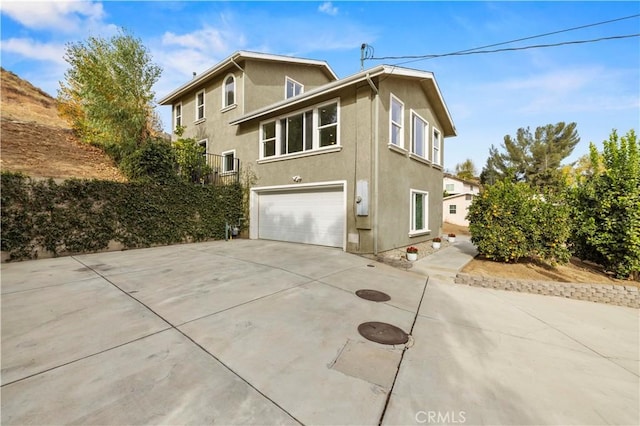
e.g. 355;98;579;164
258;186;344;248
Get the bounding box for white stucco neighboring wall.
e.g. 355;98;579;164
443;193;475;226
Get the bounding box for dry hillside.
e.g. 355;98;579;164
0;68;125;181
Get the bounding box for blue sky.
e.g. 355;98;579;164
2;1;639;172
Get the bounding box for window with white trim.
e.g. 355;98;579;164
260;100;339;159
465;194;473;201
285;77;303;99
223;75;235;108
198;139;207;153
411;111;428;158
222;150;236;173
390;95;404;147
449;204;457;214
432;128;441;166
410;189;429;234
195;90;205;121
445;183;455;192
174;103;182;130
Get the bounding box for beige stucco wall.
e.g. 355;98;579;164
443;195;472;226
170;67;451;255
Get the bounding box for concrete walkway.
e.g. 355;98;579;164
1;238;638;425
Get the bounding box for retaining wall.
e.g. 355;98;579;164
454;272;639;309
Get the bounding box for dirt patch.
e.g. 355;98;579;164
1;68;125;181
443;222;637;286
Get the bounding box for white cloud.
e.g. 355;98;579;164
0;1;105;33
318;2;338;16
1;37;67;65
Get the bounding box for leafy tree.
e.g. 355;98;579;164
454;159;478;180
569;129;639;279
468;179;571;264
172;125;212;183
58;29;162;161
480;122;579;192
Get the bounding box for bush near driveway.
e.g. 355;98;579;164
467;179;571;264
569;129;640;279
1;172;242;261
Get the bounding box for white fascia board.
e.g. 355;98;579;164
158;50;338;105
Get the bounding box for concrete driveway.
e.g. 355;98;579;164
1;239;638;425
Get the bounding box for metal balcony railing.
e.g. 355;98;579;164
182;153;240;186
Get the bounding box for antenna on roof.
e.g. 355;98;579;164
360;44;374;70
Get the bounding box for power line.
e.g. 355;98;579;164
384;34;639;64
367;13;640;64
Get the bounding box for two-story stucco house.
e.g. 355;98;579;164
443;174;481;227
159;51;456;254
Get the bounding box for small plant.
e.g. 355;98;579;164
433;237;442;243
406;246;418;253
448;233;456;237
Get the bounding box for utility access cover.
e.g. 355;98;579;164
358;322;409;345
355;289;391;302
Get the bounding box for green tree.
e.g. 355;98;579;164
480;122;580;191
569;129;640;279
454;159;478;180
468;179;571;264
172;125;212;183
58;29;162;161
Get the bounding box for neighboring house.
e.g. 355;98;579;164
443;174;480;226
159;50;456;254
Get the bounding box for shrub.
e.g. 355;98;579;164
467;180;570;263
569;129;640;279
120;138;177;184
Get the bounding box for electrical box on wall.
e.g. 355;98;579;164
356;180;369;216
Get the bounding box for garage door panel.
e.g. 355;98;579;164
258;188;344;248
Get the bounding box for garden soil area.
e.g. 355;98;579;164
444;223;636;286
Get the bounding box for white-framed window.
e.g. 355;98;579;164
411;111;428;158
223;74;235;108
449;204;457;214
195;90;205;121
390;94;404;148
174;102;182;130
465;194;473;201
259;99;339;159
197;139;207;153
445;183;455;192
222;149;236;173
410;189;429;234
432;128;441;166
285;77;303;99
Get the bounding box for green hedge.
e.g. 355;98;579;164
1;172;243;261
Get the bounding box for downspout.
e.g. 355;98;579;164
366;74;380;255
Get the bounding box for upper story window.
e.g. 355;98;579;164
195;90;205;121
432;128;442;166
285;77;303;99
445;183;455;192
174;102;182;130
223;74;235;108
390;94;404;148
260;100;339;160
411;111;428;158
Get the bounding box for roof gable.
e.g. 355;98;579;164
158;50;338;105
229;65;456;137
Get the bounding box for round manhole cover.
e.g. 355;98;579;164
355;289;391;302
358;321;409;345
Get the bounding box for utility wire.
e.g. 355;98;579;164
367;13;640;63
384;34;639;63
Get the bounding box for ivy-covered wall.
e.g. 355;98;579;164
1;172;243;261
